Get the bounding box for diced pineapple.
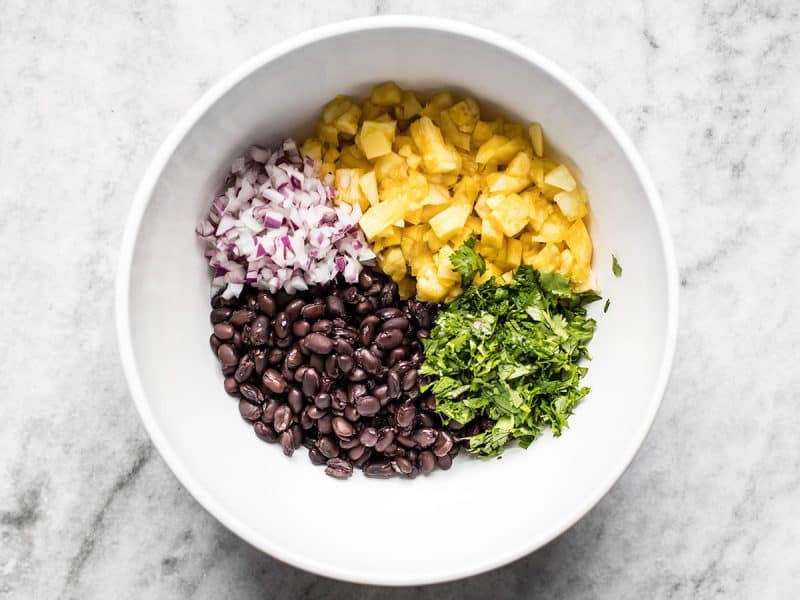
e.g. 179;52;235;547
474;262;503;285
558;248;576;276
534;210;571;243
322;95;353;124
416;276;450;303
370;81;403;106
506;152;532;178
476;135;510;164
396;91;423;120
378;246;407;282
524;189;553;232
424;229;447;252
373;152;408;181
357;120;397;159
471;121;494;148
334;169;366;209
501;271;514;283
530;243;562;272
565;218;592;267
486;172;530;195
410;116;460;173
428;204;471;240
421;183;450;206
503;122;525;140
421;91;455;121
360;198;406;240
372;226;403;252
300;138;323;162
437;246;461;282
409;249;435;278
397;277;416;299
480;215;504;249
447;98;480;132
528;123;544;157
529;157;545;188
506;238;522;268
554;189;588;220
421;203;448;221
487;193;530;237
360;99;383;121
404;206;423;225
359;170;379;206
317;123;339;147
338;144;372;170
492;138;527;165
474;194;491;220
334;104;362;136
465;215;482;235
439;110;472;150
544;164;577;191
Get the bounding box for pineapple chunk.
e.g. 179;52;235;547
506;152;532;178
300;138;323;162
524;189;553;231
360;99;383;121
317;122;339;147
428;204;471;240
338;144;371;170
416;273;451;303
334;104;362;136
373;152;408;181
421;183;450;206
471;121;494;148
544;164;577;191
554;189;588;220
534;210;571;243
505;238;523;268
357;120;397;159
474;262;503;285
437;246;461;282
334;169;365;209
493;138;527;165
558;248;576;276
359;170;379;206
565;218;593;266
370;81;403;106
487;193;530;237
410;116;460;173
476;135;510;164
480;215;504;249
529;157;545;188
421;203;448;221
530;243;562;272
396;91;423;120
360;198;406;240
397;277;416;299
421;91;455;121
528;122;544;157
447;98;480;132
322;95;353;124
424;229;447;252
378;247;407;282
486;172;530;194
474;194;491;220
439;110;472;150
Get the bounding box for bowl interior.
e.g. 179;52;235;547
123;21;675;585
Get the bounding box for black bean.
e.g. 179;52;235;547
396;403;416;429
364;461;395;478
234;355;254;383
374;427;395;453
337;354;354;374
285;298;305;322
386;347;407;367
334;339;353;355
349;368;368;382
344;405;360;422
402;369;418;392
223;377;239;396
419;450;436;474
326;295;346;317
375;329;403;350
341;286;359;303
252;349;268;375
373;384;389;403
287;387;304;413
358;271;374;289
394;456;413;474
274;312;290;337
249;315;269;346
307;406;326;420
413;427;437;448
292;319;310;337
300;301;326;320
274;334;293;349
300;407;314;429
355;300;371;315
387;371;401;399
420;395;437;413
239;400;262;421
273;405;292;433
433;431;454;457
318;436;339;459
239;382;263;404
332;416;354;439
280;430;295;456
210;334;222;353
210;307;233;324
256;291;276;316
417;413;435;428
254;421;278;443
213;322;235;340
381;317;409;332
311;319;333;334
304;332;334;354
261;400;279;424
379;282;398;307
348;445;366;461
230;309;255;327
375;307;401;320
359;427;378;447
317;414;333;434
325;458;353;479
314;392;331;409
437;454;453;470
332;389;348;411
308;447;327;465
355;395;380;417
262;369;287;394
354;348;380;374
396;432;416;448
268;349;285;365
217;344;239;371
302;368;320;397
324;354;340;378
309;354;324;375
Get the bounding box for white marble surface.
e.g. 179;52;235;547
1;1;799;598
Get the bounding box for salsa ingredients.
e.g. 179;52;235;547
300;82;595;304
420;254;599;457
196;139;374;298
208;269;475;479
612;254;623;277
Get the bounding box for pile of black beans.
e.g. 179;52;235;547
208;268;461;479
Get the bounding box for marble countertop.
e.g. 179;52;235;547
2;1;798;598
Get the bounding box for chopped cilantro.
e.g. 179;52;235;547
421;246;599;458
603;299;610;313
449;235;485;285
612;254;622;277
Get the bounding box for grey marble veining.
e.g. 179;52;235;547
1;1;799;598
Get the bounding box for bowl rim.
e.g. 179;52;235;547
115;15;679;586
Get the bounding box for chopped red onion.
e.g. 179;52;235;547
197;138;375;297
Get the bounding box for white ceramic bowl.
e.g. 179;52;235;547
116;16;678;585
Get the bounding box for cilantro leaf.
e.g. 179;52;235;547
421;265;598;457
449;236;486;285
612;254;622;277
603;298;610;313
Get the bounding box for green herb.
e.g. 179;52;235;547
612;254;622;277
449;235;485;285
421;255;599;457
603;299;611;313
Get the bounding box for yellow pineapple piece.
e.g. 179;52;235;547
486;172;530;194
360;99;383;121
397;277;416;299
487;193;531;237
360;198;406;240
565;218;593;266
409;116;460;173
480;215;504;249
439;109;472;150
524;189;553;231
359;170;379;206
373;152;408;182
471;121;494;148
436;246;461;282
416;273;451;303
474;262;503;285
370;81;403;106
357;120;397;160
424;229;447;252
544;164;577;191
447;98;480;132
476;135;510;164
505;238;522;268
428;204;471;240
530;243;562;272
334;169;366;209
421;91;455;122
338;144;372;170
317;123;339;147
322;95;353;124
300;138;323;162
474;194;491;220
378;246;407;282
506;152;532;178
528;122;544;157
554;189;588;220
396;91;423;120
334;104;362;136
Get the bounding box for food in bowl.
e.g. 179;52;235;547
197;82;600;478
